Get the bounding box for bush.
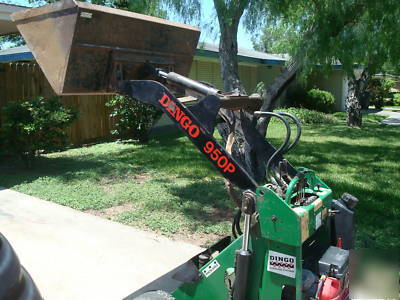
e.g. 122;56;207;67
368;77;395;109
285;84;308;108
306;88;335;113
285;85;335;113
0;96;77;167
393;93;400;106
274;108;337;124
106;95;162;143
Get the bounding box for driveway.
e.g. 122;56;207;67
367;108;400;125
0;188;202;300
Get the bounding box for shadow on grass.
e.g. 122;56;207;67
1;124;398;248
0;155;106;188
302;123;400;141
282;133;400;248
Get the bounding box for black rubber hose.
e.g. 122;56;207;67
254;111;291;180
232;209;242;238
232;217;238;239
276;112;302;154
235;210;243;236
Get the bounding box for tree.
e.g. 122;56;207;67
21;1;304;192
211;0;286;197
255;0;400;127
253;21;297;54
0;34;25;50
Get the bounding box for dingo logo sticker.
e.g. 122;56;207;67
267;250;296;278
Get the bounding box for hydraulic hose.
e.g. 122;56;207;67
232;209;242;238
254;111;291;181
285;176;300;204
276;112;302;154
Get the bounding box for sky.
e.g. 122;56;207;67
4;0;254;49
198;0;254;49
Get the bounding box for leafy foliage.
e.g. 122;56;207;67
274;108;337;124
368;77;395;109
106;95;162;143
110;0;167;18
0;34;25;50
285;84;308;108
306;89;335;113
256;0;400;76
285;85;335;113
30;0;201;21
0;97;77;167
253;20;298;54
392;94;400;106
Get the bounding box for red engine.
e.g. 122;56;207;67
319;277;349;300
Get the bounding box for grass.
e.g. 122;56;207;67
333;111;389;123
0;133;231;244
1;121;399;249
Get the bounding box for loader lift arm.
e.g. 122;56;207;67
119;70;298;191
119;80;257;190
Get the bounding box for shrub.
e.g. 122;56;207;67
393;93;400;106
306;88;335;113
368;77;395;109
274;108;337;124
0;96;77;167
285;84;308;108
285;85;335;113
106;95;162;143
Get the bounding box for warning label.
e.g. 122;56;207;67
267;250;296;278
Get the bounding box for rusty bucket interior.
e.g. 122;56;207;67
11;0;200;95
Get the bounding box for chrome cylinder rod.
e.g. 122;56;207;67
242;213;251;251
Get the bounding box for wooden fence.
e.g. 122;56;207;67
0;62;115;145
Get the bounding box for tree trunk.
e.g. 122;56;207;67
346;86;362;127
219;21;245;93
346;68;369;127
213;1;299;189
256;60;299;136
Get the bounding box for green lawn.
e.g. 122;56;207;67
333;111;389;123
1;122;399;248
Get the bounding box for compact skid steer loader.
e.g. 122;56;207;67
2;1;358;299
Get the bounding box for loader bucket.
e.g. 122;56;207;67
11;0;200;95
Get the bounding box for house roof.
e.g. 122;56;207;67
197;42;288;65
0;44;33;61
0;43;289;66
0;3;29;36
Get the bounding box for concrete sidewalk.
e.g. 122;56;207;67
368;108;400;125
0;188;202;300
